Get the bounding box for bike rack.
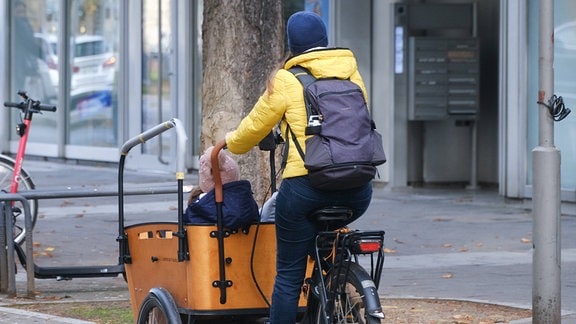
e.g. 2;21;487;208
0;118;187;299
0;194;33;298
0;186;179;298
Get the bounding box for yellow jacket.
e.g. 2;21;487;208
226;48;368;179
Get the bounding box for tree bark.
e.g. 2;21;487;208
202;0;284;204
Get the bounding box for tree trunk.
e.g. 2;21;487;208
202;0;284;204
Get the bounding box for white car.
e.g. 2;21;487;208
35;33;117;90
555;21;576;51
34;33;58;89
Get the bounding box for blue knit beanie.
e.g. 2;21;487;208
287;11;328;54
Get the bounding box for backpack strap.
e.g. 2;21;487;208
288;124;305;160
281;66;317;167
280;123;305;170
288;66;319;117
289;66;316;88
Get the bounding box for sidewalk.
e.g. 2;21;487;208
0;306;95;324
1;158;576;322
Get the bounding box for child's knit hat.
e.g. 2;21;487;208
199;146;240;193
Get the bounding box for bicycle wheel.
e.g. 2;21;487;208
137;288;182;324
309;262;383;324
0;155;38;244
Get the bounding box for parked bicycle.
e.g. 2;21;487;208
1;91;56;244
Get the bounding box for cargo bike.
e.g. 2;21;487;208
120;120;386;323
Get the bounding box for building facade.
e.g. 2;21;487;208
1;0;575;202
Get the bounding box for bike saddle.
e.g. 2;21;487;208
308;207;354;230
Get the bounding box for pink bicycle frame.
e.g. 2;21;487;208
10;118;32;194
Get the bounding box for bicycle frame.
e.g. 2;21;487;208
10;101;33;194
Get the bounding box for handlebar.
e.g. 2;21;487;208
4;101;57;112
211;140;228;204
120;119;179;155
4;91;57;113
119;118;187;177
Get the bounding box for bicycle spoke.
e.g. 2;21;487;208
0;173;11;190
347;283;365;321
325;273;377;324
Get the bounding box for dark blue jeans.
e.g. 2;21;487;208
269;176;372;323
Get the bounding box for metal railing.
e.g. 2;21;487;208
0;186;178;298
0;118;187;299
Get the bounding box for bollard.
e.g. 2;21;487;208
0;202;7;292
5;202;16;298
0;194;35;298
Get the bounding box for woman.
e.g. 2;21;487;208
225;11;372;323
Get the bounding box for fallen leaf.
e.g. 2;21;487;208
383;247;396;254
39;295;65;300
452;314;473;323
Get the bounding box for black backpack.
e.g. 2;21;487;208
285;66;386;190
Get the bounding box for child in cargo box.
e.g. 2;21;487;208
183;146;266;229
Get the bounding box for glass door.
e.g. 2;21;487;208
67;0;120;149
135;0;176;169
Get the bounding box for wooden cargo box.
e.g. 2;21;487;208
125;222;309;317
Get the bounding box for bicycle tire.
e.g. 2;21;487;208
0;155;38;244
306;261;383;324
137;287;182;324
